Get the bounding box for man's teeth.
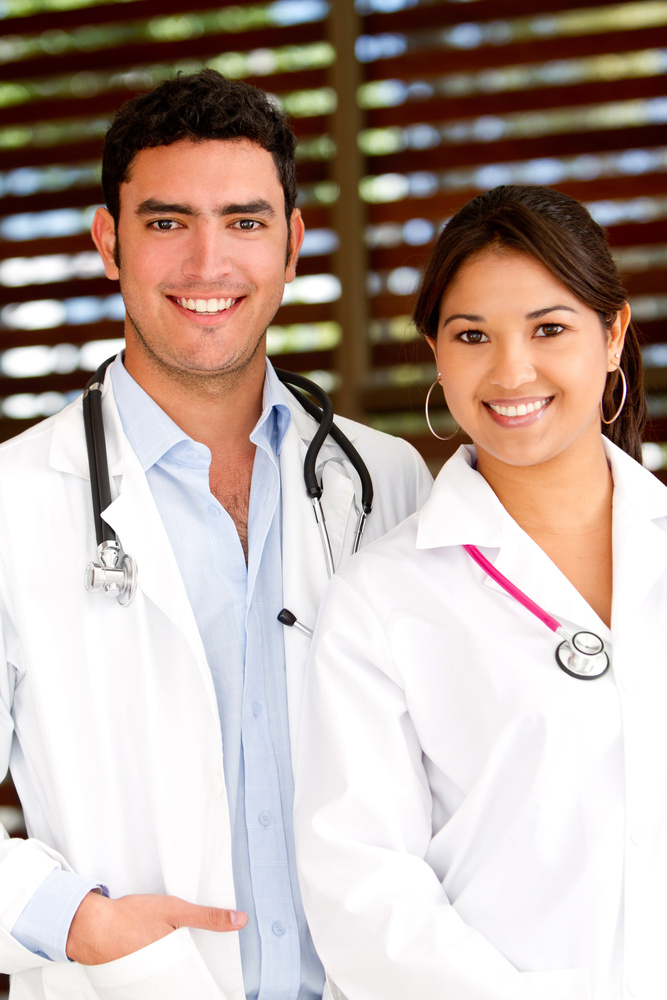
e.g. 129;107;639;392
488;398;549;417
175;297;235;313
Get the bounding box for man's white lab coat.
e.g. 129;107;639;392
0;369;432;1000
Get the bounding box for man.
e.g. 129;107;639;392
0;71;432;999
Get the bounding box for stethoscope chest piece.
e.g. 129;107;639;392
85;540;138;607
555;630;609;680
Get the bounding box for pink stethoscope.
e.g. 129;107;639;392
464;544;610;680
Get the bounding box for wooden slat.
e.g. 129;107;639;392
0;19;325;81
363;123;667;177
366;74;667;131
363;21;667;78
0;68;330;129
362;0;637;33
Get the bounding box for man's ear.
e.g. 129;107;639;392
91;207;119;280
285;209;306;283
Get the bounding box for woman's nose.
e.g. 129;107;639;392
489;343;537;389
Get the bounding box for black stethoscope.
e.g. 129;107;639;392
82;355;374;616
464;543;610;679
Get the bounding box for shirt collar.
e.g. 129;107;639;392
110;355;292;473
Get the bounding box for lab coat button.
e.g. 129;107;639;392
272;921;286;936
627;981;640;997
208;505;222;517
211;774;224;798
252;701;262;717
622;674;638;694
259;811;272;827
630;827;647;848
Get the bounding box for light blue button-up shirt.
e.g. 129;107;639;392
13;357;324;1000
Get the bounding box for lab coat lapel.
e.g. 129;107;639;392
607;443;667;640
101;454;208;666
611;500;667;640
418;445;605;635
490;518;611;638
281;400;357;744
50;381;214;708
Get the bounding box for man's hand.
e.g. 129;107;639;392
66;889;248;966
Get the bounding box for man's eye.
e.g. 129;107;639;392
151;219;178;231
457;330;488;344
235;219;261;230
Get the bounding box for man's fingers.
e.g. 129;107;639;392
167;898;248;932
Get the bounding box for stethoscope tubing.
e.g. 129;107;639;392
463;543;609;679
463;543;561;634
83;355;117;547
83;358;374;608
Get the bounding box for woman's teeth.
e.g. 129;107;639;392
487;398;549;417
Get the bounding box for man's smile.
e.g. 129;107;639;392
171;295;239;315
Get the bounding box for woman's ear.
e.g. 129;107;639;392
424;335;437;363
607;302;631;370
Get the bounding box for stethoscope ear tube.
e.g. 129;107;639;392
274;369;374;516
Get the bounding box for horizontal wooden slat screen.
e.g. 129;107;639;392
2;0;667;480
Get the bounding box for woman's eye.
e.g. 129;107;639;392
457;330;488;344
536;323;564;337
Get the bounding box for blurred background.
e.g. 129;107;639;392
1;0;667;983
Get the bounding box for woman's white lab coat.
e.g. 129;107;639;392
0;370;432;1000
294;441;667;1000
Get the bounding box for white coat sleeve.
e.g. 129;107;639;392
0;562;73;973
293;574;589;1000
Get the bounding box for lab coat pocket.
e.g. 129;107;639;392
523;967;590;999
82;927;225;999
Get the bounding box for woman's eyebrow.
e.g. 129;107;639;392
442;312;484;327
526;304;577;319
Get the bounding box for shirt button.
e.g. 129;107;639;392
252;701;262;717
211;774;224;798
272;921;286;937
259;811;272;827
627;981;640;997
208;505;221;517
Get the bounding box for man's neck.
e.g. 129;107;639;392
123;350;266;457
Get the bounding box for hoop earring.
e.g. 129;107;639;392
425;378;459;441
600;366;627;425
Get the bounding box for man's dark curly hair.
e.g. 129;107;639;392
102;69;298;227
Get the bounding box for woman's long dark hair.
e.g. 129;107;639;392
413;185;645;462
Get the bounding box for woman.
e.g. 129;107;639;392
293;185;667;1000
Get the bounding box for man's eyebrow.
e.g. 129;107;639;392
134;198;277;218
136;199;197;217
526;304;577;319
218;200;276;218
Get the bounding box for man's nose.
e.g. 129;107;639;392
182;229;233;282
